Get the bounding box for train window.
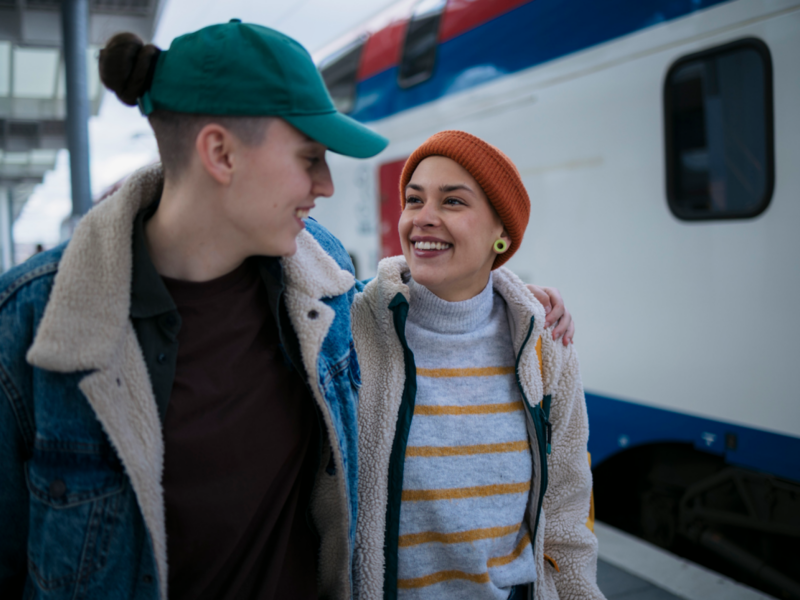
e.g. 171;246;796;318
398;0;446;88
664;38;774;220
320;39;364;114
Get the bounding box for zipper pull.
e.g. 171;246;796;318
546;420;552;455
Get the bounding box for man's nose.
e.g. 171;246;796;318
313;161;334;198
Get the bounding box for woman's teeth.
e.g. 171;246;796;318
295;208;310;219
414;241;452;251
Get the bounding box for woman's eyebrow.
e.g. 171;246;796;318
406;182;473;193
439;183;472;193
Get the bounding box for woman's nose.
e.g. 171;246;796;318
413;202;439;227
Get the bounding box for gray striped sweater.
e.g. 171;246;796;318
398;274;536;599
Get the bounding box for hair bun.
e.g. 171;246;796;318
99;32;161;106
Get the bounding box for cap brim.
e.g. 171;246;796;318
284;111;389;159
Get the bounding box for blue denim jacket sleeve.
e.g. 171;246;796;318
0;250;61;596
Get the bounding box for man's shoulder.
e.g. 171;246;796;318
303;218;355;277
0;243;66;310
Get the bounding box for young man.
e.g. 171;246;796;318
0;21;574;600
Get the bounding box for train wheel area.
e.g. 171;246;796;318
596;521;774;600
593;444;800;599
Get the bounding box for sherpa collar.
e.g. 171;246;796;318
27;164;354;372
364;255;546;359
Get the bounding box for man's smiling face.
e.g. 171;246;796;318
225;118;333;257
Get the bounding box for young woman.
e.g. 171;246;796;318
352;131;605;600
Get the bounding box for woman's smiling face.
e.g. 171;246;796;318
399;155;510;302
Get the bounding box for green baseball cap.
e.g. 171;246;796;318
138;19;388;158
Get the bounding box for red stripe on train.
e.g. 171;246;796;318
357;20;406;81
356;0;533;82
439;0;532;42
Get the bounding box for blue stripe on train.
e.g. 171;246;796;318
586;392;800;484
351;0;733;123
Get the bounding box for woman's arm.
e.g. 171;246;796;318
538;341;605;599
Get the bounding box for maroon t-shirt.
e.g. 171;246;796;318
161;258;319;600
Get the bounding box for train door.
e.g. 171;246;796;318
378;159;408;258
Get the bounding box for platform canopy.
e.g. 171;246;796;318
0;0;166;270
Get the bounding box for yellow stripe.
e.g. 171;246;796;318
402;481;530;502
416;366;515;378
586;452;596;533
536;336;542;373
406;440;529;457
397;569;491;589
487;533;532;568
397;533;532;588
544;553;561;572
415;401;523;416
399;523;521;547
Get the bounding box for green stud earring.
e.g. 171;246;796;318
493;239;509;254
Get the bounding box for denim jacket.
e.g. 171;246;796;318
0;165;361;600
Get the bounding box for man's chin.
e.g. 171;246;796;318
278;240;299;257
258;237;298;258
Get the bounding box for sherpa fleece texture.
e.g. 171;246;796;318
26;164;356;600
351;256;605;600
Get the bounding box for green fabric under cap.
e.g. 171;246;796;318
139;20;388;158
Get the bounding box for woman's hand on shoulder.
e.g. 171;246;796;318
525;285;574;346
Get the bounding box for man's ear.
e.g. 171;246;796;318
196;124;235;185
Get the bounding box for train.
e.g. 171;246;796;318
312;0;800;596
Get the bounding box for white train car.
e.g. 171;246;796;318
312;0;800;596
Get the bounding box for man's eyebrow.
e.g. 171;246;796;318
301;135;326;149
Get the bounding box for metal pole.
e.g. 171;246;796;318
0;188;12;272
61;0;92;218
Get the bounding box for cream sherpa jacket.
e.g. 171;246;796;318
350;256;605;600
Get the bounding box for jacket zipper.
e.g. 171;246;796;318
514;317;550;579
383;293;418;600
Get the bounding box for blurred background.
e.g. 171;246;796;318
1;1;798;599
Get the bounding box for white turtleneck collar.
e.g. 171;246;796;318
406;273;494;335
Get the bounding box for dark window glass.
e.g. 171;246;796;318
665;38;774;220
320;40;364;114
398;0;446;88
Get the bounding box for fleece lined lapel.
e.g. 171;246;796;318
280;229;355;600
27;163;168;600
350;255;411;599
27;164;163;372
492;267;547;404
280;228;355;384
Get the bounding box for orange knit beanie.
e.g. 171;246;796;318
399;130;530;269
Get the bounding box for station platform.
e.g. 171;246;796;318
595;522;775;600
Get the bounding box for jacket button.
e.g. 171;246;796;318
142;574;154;584
157;353;167;364
49;479;67;498
308;310;319;320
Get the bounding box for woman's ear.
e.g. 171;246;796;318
501;229;512;250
